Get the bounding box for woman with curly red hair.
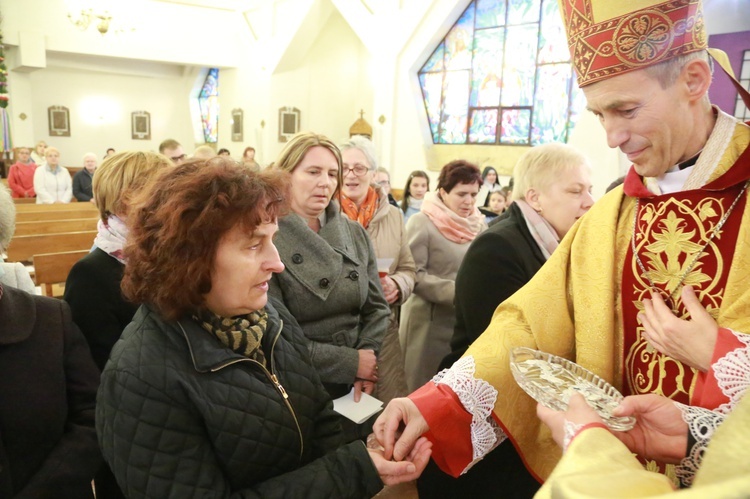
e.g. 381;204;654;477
96;158;430;497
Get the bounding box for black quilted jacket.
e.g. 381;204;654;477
96;298;383;498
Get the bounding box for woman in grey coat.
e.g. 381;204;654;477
269;132;390;412
399;160;485;391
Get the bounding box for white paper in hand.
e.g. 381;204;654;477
332;388;384;424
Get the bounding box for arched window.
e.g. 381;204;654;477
198;68;219;143
418;0;583;146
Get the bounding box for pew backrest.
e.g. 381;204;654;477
15;218;99;237
34;250;89;297
7;230;96;263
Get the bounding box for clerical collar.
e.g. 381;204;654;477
678;149;702;170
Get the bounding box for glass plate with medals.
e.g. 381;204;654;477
510;347;635;431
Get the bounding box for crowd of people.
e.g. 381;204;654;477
0;0;748;497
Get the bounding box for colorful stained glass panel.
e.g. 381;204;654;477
445;4;475;70
422;42;445;73
199;68;219;143
439;71;470;143
502;24;538;106
531;63;572;144
475;0;506;28
469;109;499;143
471;28;504;107
538;0;569;63
500;108;531;144
507;0;540;25
420;73;444;142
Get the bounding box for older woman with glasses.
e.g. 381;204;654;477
269;132;390;439
339;136;416;404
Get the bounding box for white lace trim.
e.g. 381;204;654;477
674;403;725;487
432;356;505;474
563;419;585;453
713;330;750;415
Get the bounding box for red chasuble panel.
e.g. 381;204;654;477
620;151;750;406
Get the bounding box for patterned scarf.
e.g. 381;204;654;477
515;199;560;259
94;215;129;264
340;186;379;229
195;308;269;366
420;192;484;244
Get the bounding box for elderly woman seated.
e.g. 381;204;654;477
0;184;35;293
96;158;431;497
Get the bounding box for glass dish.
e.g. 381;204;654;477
510;347;635;431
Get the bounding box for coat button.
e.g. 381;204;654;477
319;278;330;288
348;270;359;280
291;253;303;264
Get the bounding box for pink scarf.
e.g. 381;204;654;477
94;215;129;264
421;192;484;244
515;199;560;259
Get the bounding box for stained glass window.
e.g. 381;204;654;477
199;68;219;143
418;0;582;146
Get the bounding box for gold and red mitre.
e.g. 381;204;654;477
557;0;707;87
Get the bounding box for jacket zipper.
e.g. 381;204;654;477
181;320;305;459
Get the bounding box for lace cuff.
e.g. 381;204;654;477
713;330;750;415
674;403;726;488
432;356;505;474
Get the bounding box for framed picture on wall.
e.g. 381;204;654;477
131;111;151;140
231;108;243;142
48;106;71;137
278;107;300;143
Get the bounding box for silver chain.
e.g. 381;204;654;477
631;180;749;308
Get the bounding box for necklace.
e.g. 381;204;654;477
631;180;749;309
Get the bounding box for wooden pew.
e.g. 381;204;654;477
34;250;89;297
14;218;98;236
6;230;96;263
15;202;97;212
16;211;98;223
13;197;36;204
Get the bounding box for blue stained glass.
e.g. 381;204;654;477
444;4;475;70
422;43;445;72
199;68;219;143
469;109;498;143
531;63;571;144
471;28;504;107
538;0;569;63
500;108;531;144
419;0;578;146
439;71;470;143
507;0;540;25
502;24;538;106
420;73;443;142
476;0;506;28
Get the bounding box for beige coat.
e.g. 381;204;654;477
365;186;416;403
399;211;484;391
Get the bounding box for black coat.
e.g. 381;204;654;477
72;169;94;202
64;247;138;371
0;286;101;499
97;297;383;498
441;202;546;369
418;202;546;499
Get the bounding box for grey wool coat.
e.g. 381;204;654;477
399;212;484;391
269;203;390;398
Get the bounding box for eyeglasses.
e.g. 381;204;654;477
376;180;390;186
342;163;370;177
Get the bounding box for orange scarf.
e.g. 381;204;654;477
340;186;379;228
